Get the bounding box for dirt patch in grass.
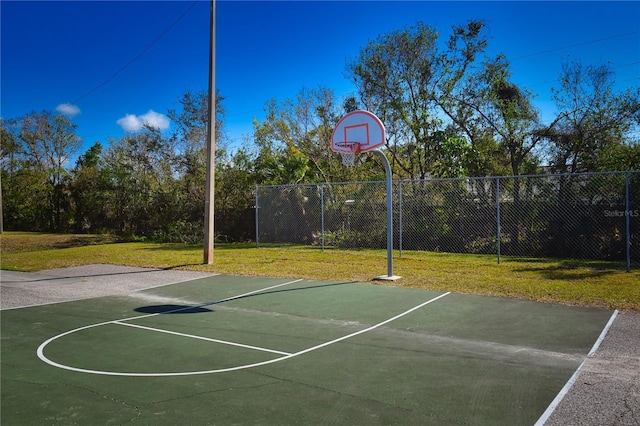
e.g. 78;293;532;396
1;232;121;253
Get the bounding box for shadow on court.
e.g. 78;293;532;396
135;304;213;314
1;273;614;425
134;281;355;315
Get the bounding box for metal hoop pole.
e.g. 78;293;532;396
373;149;400;281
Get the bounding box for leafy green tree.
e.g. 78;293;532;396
459;56;543;177
3;111;81;231
1;120;18;231
169;90;226;159
1;119;48;231
167;90;227;240
597;142;640;171
542;61;640;173
347;21;490;179
100;127;179;237
430;132;477;178
254;88;331;182
252;87;380;184
0;119;20;170
256;145;310;185
70;142;114;233
474;62;544;252
215;146;258;241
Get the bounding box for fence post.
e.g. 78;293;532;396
320;184;325;251
496;177;501;264
626;172;631;272
255;186;259;248
399;180;403;257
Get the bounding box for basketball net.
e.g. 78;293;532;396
337;142;361;168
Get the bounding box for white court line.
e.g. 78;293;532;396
291;291;451;357
37;278;304;372
126;273;221;294
37;285;451;377
113;320;292;356
534;309;619;426
117;278;304;322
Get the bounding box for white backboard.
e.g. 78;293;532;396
331;110;385;153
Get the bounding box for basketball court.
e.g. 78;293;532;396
1;268;615;425
0;111;630;424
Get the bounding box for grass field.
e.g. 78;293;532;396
1;232;638;311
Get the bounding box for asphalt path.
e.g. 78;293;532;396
1;265;638;425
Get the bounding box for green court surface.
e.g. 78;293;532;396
1;275;613;425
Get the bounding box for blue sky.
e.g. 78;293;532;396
2;1;639;158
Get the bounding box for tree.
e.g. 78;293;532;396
169;90;226;157
541;61;640;173
215;146;258;241
430;132;476;178
471;62;545;253
4;111;81;231
252;86;376;184
69;142;114;233
167;90;226;239
98;127;174;236
347;21;490;180
597;141;640;171
1;119;26;231
456;55;543;177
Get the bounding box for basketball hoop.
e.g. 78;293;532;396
330;110;399;280
335;141;361;168
331;110;385;168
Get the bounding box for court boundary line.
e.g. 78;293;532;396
36;281;451;377
534;309;619;426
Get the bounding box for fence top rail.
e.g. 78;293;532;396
397;170;639;184
256;170;639;190
257;181;386;190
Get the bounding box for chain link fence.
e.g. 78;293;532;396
256;171;640;269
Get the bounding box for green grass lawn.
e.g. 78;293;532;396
1;232;638;311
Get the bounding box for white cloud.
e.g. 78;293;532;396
116;110;170;132
140;110;170;130
56;103;81;117
116;114;142;132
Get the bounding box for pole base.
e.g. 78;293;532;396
373;275;402;281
